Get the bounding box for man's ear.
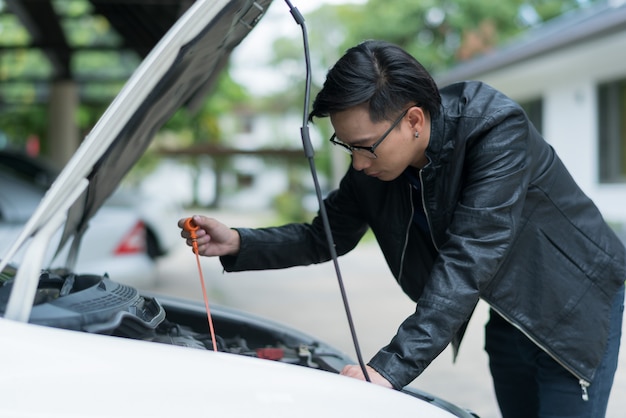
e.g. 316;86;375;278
407;106;427;132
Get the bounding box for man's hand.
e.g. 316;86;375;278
178;215;240;257
340;365;393;389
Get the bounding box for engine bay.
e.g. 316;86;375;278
0;268;350;373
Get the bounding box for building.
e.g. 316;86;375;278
436;0;626;228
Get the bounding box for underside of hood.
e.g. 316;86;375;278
63;0;273;254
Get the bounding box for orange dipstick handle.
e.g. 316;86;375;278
183;217;218;352
183;217;200;250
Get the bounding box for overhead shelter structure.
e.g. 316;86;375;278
1;0;197;166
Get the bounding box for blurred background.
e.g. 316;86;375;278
1;1;626;417
2;0;625;229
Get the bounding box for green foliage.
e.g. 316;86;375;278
0;12;51;82
0;13;31;44
273;191;311;223
162;68;251;146
0;105;48;149
271;166;317;223
306;0;600;73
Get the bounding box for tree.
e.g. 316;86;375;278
339;0;600;72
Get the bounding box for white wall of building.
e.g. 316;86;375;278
543;82;596;192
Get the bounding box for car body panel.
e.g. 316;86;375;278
0;316;458;418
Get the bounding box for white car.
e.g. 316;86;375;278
106;185;183;260
0;1;478;416
0;160;156;288
0;149;181;262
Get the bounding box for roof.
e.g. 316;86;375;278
436;0;626;86
1;0;197;105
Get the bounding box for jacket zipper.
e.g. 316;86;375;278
418;169;439;251
397;184;414;285
488;304;591;401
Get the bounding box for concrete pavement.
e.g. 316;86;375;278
145;210;625;418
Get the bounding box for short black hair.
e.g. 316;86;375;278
309;40;441;123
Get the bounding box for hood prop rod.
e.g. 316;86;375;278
284;0;370;383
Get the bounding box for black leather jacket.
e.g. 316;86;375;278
221;81;626;390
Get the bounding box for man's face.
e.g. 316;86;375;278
329;104;430;181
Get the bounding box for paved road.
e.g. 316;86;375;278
145;210;625;418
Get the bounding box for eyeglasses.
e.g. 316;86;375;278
329;107;411;159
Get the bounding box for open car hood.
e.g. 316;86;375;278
0;0;273;321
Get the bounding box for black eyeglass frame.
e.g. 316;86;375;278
329;106;412;159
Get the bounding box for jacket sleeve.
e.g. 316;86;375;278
369;95;533;389
220;169;370;272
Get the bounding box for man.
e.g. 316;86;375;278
180;40;625;417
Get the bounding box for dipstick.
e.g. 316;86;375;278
183;217;218;352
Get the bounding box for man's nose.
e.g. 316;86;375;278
351;153;372;171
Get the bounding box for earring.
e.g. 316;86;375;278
414;131;420;138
